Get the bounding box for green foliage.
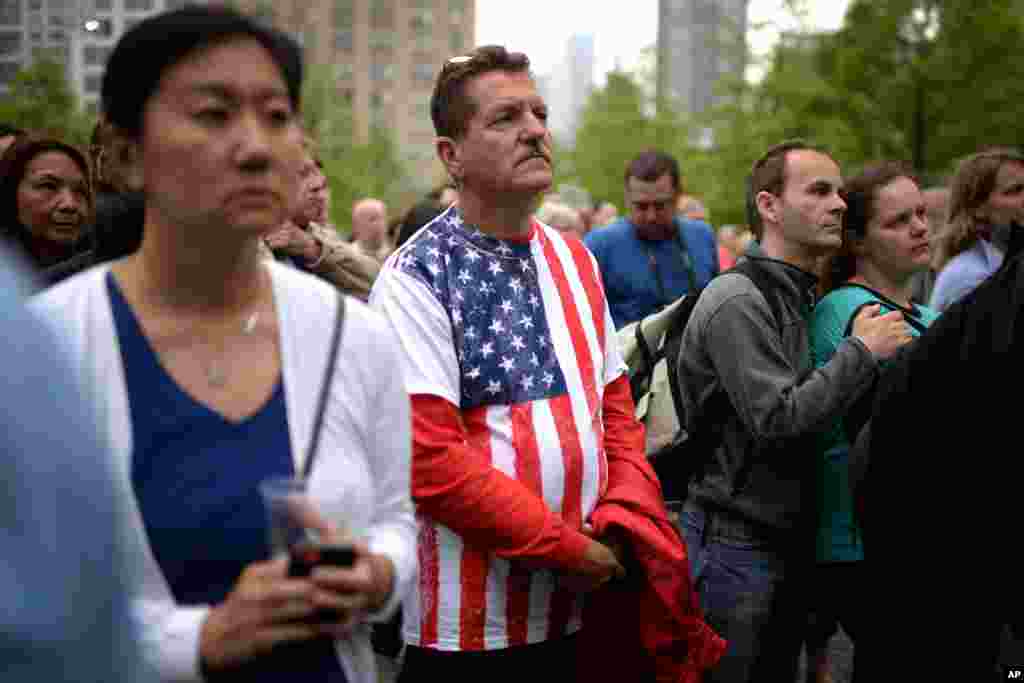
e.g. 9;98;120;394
565;71;693;212
301;64;414;234
792;0;1024;185
568;0;1024;229
683;33;860;227
0;56;95;148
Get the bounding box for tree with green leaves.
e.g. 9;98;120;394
0;55;94;148
300;63;414;234
681;30;859;227
566;71;692;213
689;0;1024;229
821;0;1024;182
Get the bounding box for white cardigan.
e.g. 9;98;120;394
33;262;416;683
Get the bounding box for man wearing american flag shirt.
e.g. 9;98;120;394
369;46;662;679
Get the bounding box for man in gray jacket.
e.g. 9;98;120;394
675;141;911;682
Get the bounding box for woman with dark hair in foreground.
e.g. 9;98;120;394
33;7;415;681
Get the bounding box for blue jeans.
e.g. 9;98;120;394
681;505;811;683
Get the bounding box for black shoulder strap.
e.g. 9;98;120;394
712;259;788;495
835;283;929;336
640;241;672;308
662;293;701;435
674;224;699;294
729;259;786;331
640;221;699;309
629;319;659;402
301;291;347;478
661;258;780;446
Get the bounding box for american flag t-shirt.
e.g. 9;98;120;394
371;207;625;651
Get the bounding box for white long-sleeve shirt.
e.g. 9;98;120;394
33;261;416;683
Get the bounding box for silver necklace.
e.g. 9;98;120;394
204;311;260;387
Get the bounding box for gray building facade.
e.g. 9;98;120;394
0;0;187;109
657;0;748;115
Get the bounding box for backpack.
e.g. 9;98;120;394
618;258;786;500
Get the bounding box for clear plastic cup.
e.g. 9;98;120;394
260;476;320;556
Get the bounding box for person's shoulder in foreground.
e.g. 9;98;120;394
0;247;149;682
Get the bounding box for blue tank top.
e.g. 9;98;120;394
107;272;347;681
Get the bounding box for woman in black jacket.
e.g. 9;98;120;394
852;226;1024;680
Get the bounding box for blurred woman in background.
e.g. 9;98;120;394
0;136;94;282
929;147;1024;311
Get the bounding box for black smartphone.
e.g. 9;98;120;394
288;542;357;578
288;543;357;623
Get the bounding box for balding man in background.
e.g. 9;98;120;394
352;197;393;262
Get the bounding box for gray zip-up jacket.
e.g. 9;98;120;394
677;256;878;532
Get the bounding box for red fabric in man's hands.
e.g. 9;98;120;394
580;378;726;682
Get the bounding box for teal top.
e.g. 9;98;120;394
810;284;939;563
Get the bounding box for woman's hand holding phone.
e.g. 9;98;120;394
306;541;396;630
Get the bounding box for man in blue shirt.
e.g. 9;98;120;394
584;150;719;329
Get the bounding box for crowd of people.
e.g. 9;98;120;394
2;5;1023;683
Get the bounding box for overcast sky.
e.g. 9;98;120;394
475;0;851;84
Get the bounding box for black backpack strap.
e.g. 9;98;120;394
728;259;786;331
630;319;660;402
663;293;700;435
711;259;787;496
835;283;929;336
635;318;658;371
657;259;785;500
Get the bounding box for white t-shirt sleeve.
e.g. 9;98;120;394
603;297;628;386
369;267;460;404
585;249;627;386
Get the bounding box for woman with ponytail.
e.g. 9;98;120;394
804;161;938;683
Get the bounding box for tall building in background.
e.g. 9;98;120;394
657;0;748;116
548;33;598;144
546;33;594;144
1;0;475;187
0;0;187;110
233;0;475;187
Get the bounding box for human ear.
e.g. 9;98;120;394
436;137;462;185
755;190;778;227
109;134;143;192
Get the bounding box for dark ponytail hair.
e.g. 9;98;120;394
821;161;918;295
